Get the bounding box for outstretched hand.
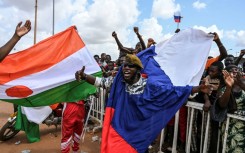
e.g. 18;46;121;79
199;84;214;95
222;70;234;88
15;20;31;38
75;66;86;82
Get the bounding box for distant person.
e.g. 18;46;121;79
133;27;146;52
112;27;146;57
94;54;100;64
0;20;31;62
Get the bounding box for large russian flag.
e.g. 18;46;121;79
0;26;101;106
101;28;213;153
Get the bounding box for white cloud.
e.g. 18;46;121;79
152;0;181;19
138;17;172;44
192;1;206;10
193;25;223;38
71;0;140;60
225;30;245;47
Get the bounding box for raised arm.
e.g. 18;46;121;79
217;70;234;108
0;20;31;62
112;31;134;54
234;49;245;65
212;32;227;61
133;27;146;50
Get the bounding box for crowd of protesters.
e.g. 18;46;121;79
87;28;245;153
1;21;245;153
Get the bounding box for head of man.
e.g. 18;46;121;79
107;61;114;71
208;61;224;79
225;64;239;79
100;53;106;61
147;38;156;48
122;54;143;85
224;55;235;67
134;42;142;53
94;55;100;63
118;54;126;66
105;55;111;63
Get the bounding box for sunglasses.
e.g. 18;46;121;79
123;63;137;68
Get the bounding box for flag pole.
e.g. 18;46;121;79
52;0;55;35
34;0;38;44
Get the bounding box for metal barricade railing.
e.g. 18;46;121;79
87;88;106;132
158;101;245;153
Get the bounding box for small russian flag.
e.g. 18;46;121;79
174;11;181;23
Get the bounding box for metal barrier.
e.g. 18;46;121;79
88;88;105;132
157;101;245;153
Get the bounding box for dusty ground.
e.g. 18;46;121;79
0;101;101;153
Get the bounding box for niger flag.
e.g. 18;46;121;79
0;26;101;106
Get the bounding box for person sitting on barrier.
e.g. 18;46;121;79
218;64;245;153
75;54;213;153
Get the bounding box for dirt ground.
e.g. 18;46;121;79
0;101;101;153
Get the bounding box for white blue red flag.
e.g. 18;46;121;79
174;11;181;23
101;28;214;153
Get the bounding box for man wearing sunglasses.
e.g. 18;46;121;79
75;53;213;153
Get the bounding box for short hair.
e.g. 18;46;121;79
211;61;224;72
94;55;99;58
227;54;234;58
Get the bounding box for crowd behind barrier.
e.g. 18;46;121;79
85;88;245;153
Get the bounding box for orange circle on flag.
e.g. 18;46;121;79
6;85;33;98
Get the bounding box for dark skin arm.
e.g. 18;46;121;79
75;66;96;85
235;72;245;91
203;94;211;112
133;27;146;50
112;31;135;54
234;49;245;65
211;32;227;61
191;84;213;95
76;66;213;94
217;70;234;108
0;20;31;62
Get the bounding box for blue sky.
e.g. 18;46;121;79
0;0;244;60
